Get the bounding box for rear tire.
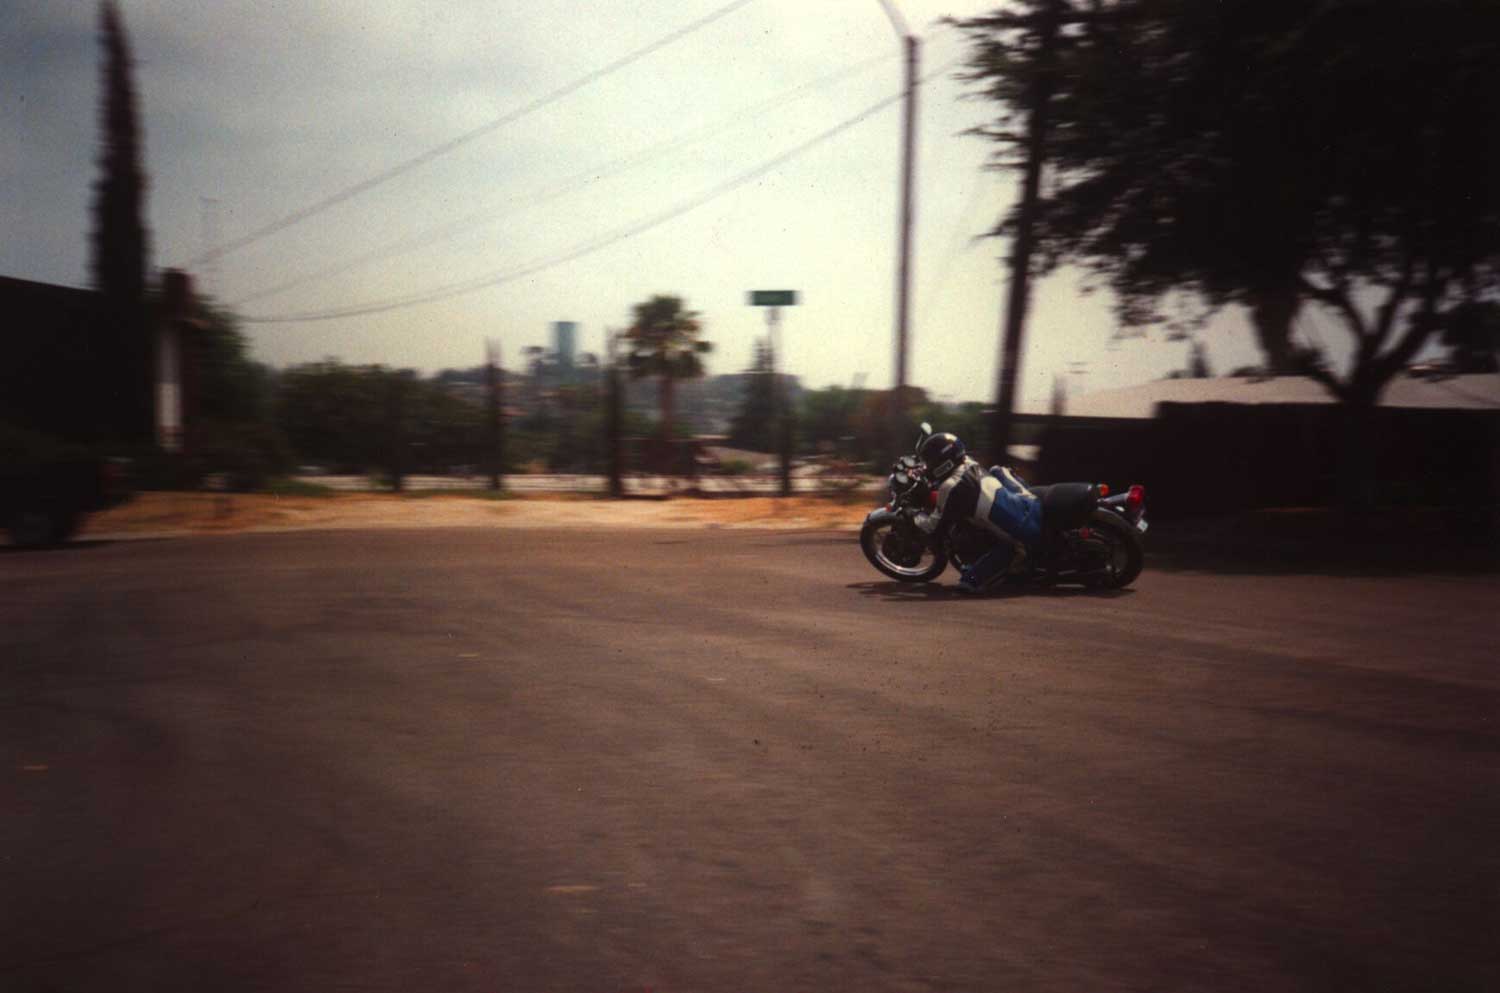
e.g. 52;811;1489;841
1082;509;1144;588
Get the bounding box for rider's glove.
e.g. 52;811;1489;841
913;511;939;534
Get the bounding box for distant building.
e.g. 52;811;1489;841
1065;373;1500;420
552;321;577;368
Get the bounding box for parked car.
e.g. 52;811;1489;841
2;427;132;547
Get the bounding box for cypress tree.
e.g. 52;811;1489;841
90;1;152;443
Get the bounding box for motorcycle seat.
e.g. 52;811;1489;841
1036;482;1098;529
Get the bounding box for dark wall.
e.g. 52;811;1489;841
1035;403;1500;520
0;276;103;443
0;274;160;448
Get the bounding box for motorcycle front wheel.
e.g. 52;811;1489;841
860;517;948;583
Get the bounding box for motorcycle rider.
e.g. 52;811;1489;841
912;432;1042;593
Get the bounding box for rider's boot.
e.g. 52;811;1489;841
958;545;1014;594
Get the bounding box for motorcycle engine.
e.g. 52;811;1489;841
947;522;997;568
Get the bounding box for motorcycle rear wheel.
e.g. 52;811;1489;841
860;518;948;583
1079;508;1145;588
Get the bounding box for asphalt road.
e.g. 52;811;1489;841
3;529;1496;993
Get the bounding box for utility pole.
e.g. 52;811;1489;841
768;308;791;497
387;370;409;493
991;0;1062;462
894;33;919;434
877;0;920;453
748;291;798;496
605;330;624;498
485;340;504;491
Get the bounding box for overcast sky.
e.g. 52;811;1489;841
4;0;1272;409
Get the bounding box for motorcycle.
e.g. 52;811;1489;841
859;423;1148;589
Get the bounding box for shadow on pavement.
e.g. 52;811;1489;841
0;538;117;555
1147;510;1500;577
847;580;1134;601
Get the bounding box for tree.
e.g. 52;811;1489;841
90;1;152;443
484;342;504;490
1187;340;1212;380
277;362;396;473
798;386;866;461
728;340;776;451
1438;300;1500;374
621;295;711;442
952;0;1071;461
182;300;290;487
1049;375;1067;415
954;0;1500;411
191;301;274;425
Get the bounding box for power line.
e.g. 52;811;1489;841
232;50;896;307
242;56;965;325
190;0;758;268
243;60;965;326
243;94;905;322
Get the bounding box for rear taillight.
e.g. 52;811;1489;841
1126;484;1145;513
1097;483;1110;497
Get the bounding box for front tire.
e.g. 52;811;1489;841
860;517;948;583
1080;508;1144;588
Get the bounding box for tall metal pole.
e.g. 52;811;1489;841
766;306;791;497
894;34;919;418
876;0;920;453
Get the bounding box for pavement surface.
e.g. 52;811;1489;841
3;528;1497;993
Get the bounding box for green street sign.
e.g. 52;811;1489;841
748;290;798;307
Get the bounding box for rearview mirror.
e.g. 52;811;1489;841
915;421;932;452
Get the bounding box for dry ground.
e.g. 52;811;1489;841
8;527;1496;993
81;491;873;537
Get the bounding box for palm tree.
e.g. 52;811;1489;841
622;295;711;442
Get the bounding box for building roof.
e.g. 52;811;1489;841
0;273;97;320
1065;373;1500;419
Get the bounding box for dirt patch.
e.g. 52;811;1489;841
81;492;872;538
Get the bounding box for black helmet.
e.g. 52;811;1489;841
919;432;965;482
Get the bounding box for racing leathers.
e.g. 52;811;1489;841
914;458;1042;590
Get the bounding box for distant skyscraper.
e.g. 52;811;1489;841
552;321;578;367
